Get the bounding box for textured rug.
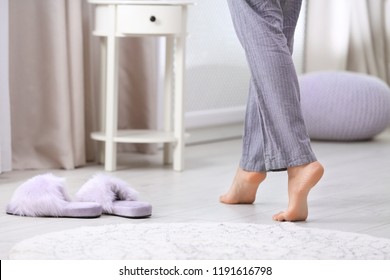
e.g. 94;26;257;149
8;223;390;260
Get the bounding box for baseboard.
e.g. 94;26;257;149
186;122;243;145
185;106;245;129
184;106;245;144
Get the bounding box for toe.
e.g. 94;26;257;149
272;211;284;221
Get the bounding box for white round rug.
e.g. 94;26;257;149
8;223;390;260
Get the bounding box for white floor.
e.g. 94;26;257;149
1;129;390;259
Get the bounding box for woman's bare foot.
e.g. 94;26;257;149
272;161;324;222
220;168;266;204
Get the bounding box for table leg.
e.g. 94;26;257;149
173;7;188;172
104;5;119;171
163;36;174;165
98;36;107;164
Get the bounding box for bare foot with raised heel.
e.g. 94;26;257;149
220;168;266;204
273;161;324;222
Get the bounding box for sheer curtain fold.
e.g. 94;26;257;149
347;0;389;82
305;0;351;71
0;0;12;173
305;0;390;84
9;0;158;170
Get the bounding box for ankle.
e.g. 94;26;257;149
287;161;324;177
238;168;266;184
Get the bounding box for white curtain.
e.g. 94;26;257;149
305;0;390;84
0;0;12;174
347;0;390;83
305;0;351;71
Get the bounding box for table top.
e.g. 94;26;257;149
88;0;195;5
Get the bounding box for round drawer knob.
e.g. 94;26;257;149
150;16;157;22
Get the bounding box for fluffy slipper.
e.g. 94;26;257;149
6;174;103;218
75;174;152;218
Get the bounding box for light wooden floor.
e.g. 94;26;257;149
1;129;390;259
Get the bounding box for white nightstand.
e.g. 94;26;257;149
88;0;194;171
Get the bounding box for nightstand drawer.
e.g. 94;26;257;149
117;5;183;35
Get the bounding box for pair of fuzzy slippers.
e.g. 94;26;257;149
6;173;152;219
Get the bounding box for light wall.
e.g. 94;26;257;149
184;0;307;130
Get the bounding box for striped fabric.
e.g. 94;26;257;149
227;0;317;172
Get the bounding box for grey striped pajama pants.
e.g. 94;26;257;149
227;0;317;172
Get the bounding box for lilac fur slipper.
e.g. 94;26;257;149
75;174;152;218
6;174;103;218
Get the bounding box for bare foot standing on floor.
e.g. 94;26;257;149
220;161;324;222
220;168;266;204
273;161;324;222
222;0;322;222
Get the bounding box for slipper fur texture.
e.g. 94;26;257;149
7;174;73;217
75;174;140;214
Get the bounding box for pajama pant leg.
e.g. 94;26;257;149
227;0;317;171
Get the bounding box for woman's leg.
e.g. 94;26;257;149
221;0;323;221
220;79;267;204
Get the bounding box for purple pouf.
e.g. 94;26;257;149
299;71;390;141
